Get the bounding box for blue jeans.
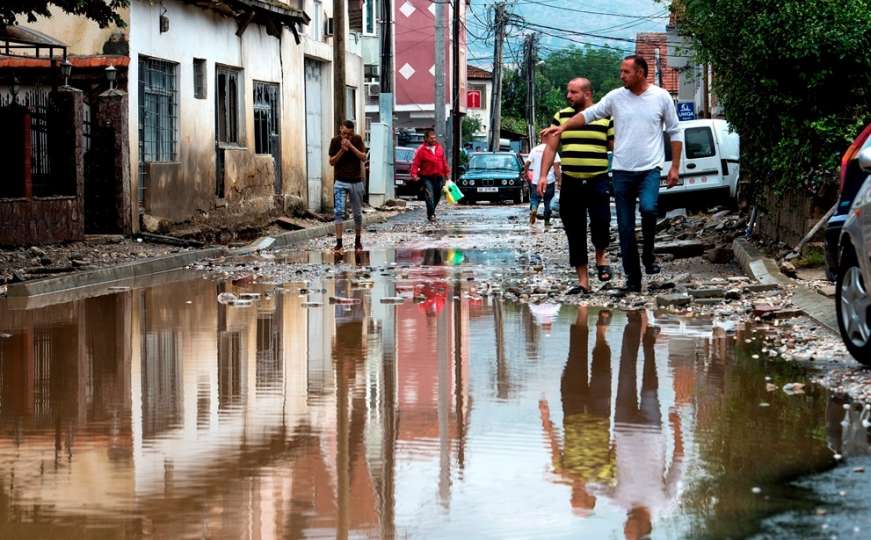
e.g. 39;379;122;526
530;182;555;220
334;180;365;227
613;168;660;287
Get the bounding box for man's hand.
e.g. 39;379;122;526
341;138;352;150
539;124;562;140
666;166;680;189
537;179;547;196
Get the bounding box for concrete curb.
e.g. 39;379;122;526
5;247;228;298
733;238;838;334
4;212;398;299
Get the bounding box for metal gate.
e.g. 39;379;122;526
253;81;281;194
304;59;323;211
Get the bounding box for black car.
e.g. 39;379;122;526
456;152;529;204
825;122;871;281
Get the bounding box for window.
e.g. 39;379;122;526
253;82;280;155
312;0;323;41
345;86;356;125
138;56;178;203
216;66;242;145
193;58;207;99
685;127;715;159
363;0;377;35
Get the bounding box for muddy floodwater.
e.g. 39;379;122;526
0;246;869;539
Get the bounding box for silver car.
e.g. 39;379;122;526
836;143;871;364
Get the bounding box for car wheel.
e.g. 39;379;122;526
835;247;871;365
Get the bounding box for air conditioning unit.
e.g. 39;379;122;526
324;17;334;37
366;82;381;97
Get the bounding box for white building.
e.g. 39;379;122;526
16;0;365;232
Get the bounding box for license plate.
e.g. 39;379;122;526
396;179;404;185
660;178;684;187
477;187;499;193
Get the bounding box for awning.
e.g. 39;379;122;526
182;0;310;43
0;26;67;60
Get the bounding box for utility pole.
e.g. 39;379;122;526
451;0;462;182
379;0;395;199
333;0;346;129
488;3;507;152
655;47;663;87
702;62;710;118
524;33;537;148
434;0;446;142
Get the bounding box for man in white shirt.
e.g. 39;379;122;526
540;55;684;294
523;141;561;226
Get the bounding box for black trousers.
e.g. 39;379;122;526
560;173;611;267
420;175;444;218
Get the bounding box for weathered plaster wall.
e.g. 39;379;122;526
23;6;129;55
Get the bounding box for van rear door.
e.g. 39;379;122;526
681;125;722;189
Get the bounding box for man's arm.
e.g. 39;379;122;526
347;136;367;160
663;95;684;188
328;139;343;166
410;147;421;179
540;94;613;138
538;134;560;187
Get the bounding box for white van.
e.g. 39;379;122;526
660;119;740;205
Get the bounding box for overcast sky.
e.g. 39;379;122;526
466;0;670;69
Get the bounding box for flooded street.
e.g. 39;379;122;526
1;207;869;539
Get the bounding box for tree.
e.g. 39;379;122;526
673;0;871;194
500;46;625;140
1;1;129;28
462;113;482;142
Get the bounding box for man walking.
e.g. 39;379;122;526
540;78;614;295
540;56;683;294
524;139;561;226
410;129;450;222
329;120;367;252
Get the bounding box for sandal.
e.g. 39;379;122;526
566;285;592;295
596;264;613;282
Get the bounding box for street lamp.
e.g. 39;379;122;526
61;59;72;87
105;65;117;90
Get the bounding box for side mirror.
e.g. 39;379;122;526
859;146;871;173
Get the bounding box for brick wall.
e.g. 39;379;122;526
0;196;84;246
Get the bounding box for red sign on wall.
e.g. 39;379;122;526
467;90;481;109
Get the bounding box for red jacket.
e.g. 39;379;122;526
411;143;450;178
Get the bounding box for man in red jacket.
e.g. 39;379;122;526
410;129;451;222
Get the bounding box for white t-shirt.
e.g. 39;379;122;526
526;144;561;184
582;85;683;172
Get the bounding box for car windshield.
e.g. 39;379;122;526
395;148;415;162
469;154;517;171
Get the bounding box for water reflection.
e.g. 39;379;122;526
0;260;867;538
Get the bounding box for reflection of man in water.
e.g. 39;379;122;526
540;306;614;516
611;310;684;540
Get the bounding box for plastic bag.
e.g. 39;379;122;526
443;179;464;204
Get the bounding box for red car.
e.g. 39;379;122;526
394;146;419;197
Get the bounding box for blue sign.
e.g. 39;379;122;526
677;101;696;121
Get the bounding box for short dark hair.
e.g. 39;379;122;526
341;120;355;130
624;54;648;77
424;128;435;138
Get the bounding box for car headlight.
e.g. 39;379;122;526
502;179;508;186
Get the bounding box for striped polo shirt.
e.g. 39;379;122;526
551;107;614;179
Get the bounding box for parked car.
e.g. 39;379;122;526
826;122;871;281
659;119;741;210
393;146;418;197
827;122;871;364
457;152;529;204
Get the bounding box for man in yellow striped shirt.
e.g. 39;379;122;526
543;78;614;294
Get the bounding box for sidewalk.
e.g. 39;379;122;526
732;237;837;334
1;212;396;299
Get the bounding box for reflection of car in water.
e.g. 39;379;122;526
457;152;529;204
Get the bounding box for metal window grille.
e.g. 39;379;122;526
138;57;178;206
28;90;52;196
33;328;52;419
82;99;92;153
216;67;240;144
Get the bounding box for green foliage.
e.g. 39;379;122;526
1;1;129;28
462;113;483;142
500;46;625;133
673;0;871;194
